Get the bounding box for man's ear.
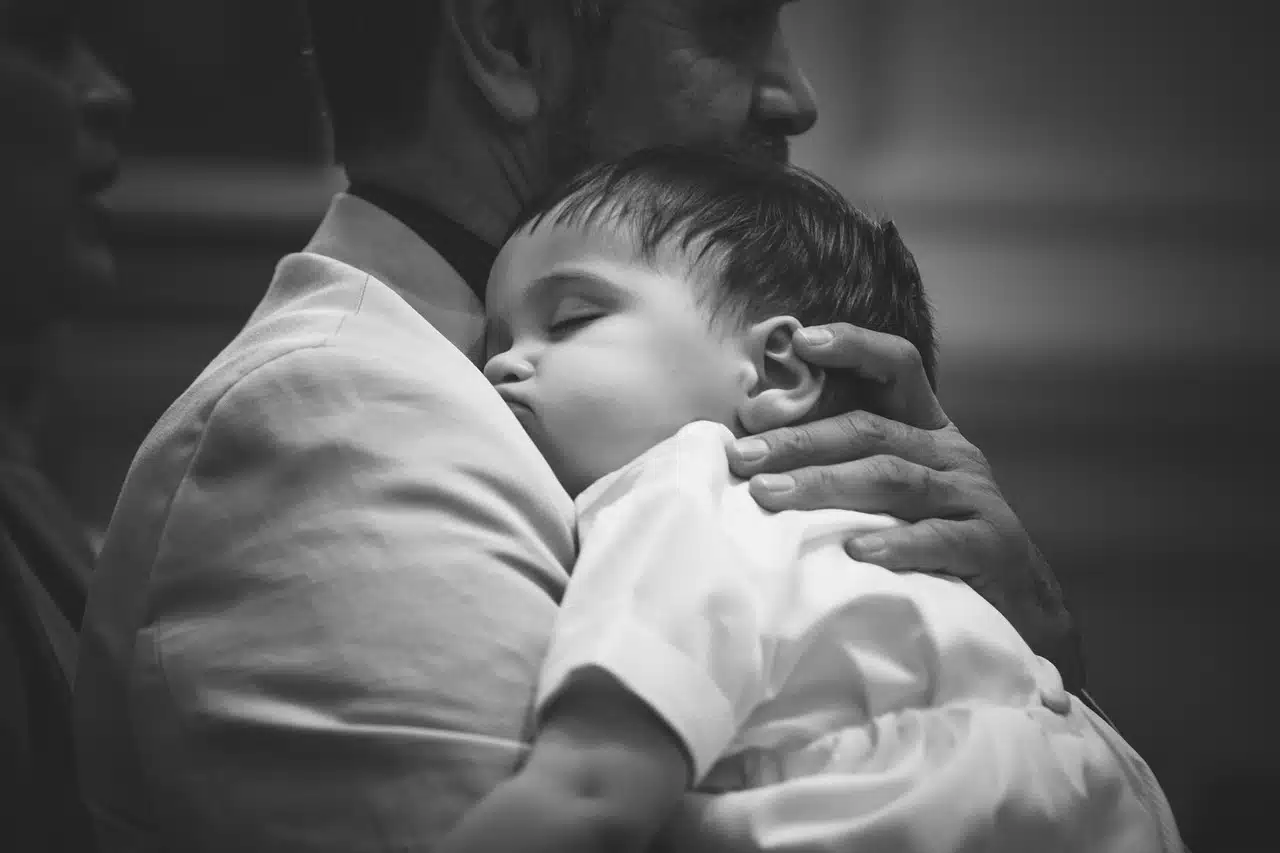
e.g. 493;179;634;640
443;0;569;124
737;316;826;434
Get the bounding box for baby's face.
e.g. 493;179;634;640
484;218;750;496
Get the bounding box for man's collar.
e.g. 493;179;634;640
303;192;490;362
348;182;498;303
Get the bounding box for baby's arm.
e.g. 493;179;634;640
662;696;1182;853
466;423;772;853
437;669;690;853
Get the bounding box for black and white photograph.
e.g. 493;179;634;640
2;1;1273;851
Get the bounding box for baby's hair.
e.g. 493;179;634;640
510;145;937;420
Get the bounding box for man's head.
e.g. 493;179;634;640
483;146;936;495
303;0;817;243
0;0;130;327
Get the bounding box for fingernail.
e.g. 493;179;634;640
851;536;885;555
733;438;769;462
754;474;795;493
798;327;833;346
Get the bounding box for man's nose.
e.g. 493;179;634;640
753;31;818;137
76;44;133;141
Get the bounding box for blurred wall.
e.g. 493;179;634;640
42;2;1278;850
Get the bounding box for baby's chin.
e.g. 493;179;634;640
518;428;598;499
548;425;691;500
555;464;604;501
545;412;745;498
546;446;624;500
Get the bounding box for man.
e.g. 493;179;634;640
2;0;131;849
75;2;1082;851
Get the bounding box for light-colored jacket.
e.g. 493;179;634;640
74;193;576;852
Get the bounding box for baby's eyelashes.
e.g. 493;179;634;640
546;312;604;339
545;295;608;338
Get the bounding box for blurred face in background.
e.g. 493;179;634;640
0;0;130;326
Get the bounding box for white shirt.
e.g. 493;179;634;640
73;192;1180;853
74;193;577;853
539;421;1183;852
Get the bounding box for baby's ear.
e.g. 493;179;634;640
737;316;825;434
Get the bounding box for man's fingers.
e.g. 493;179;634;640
847;518;999;583
727;409;948;477
746;456;977;521
793;323;919;381
793;323;949;430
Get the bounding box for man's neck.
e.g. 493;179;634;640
347;180;499;304
346;128;531;251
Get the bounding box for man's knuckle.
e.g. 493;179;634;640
950;470;987;501
939;431;977;465
921;517;952;545
965;514;1009;560
791;465;832;503
953;524;983;559
765;427;800;457
838;410;886;452
787;427;817;458
957;439;992;472
871;456;917;493
891;337;924;372
968;446;992;472
909;464;934;496
816;464;844;495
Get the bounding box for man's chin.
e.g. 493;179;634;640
68;195;119;289
68;245;117;299
741;135;790;164
52;237;118;318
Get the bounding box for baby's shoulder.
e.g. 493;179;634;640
579;420;738;505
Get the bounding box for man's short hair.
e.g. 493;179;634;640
301;1;614;163
512;146;939;419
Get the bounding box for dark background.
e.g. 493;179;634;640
38;2;1279;850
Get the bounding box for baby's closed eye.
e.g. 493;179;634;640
547;299;607;338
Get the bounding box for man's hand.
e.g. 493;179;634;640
725;323;1084;690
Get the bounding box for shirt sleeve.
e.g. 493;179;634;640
659;696;1183;853
535;424;769;784
97;343;576;852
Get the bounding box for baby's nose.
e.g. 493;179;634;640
482;352;534;385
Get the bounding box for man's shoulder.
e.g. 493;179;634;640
154;252;473;432
238;248;467;367
127;241;568;495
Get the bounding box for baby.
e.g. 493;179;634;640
442;147;1182;853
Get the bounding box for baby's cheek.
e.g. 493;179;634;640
572;398;653;483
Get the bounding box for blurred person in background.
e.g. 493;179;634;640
0;0;131;850
74;2;1086;851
